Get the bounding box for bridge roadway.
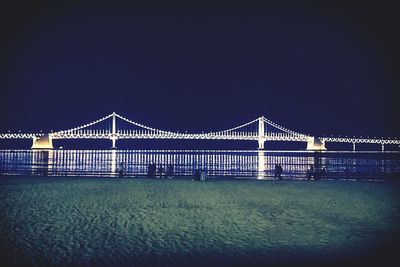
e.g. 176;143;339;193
48;132;308;141
1;133;398;144
321;137;400;145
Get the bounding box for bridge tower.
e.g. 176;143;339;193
258;116;266;149
111;112;117;149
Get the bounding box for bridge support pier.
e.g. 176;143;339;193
258;139;265;150
353;143;356;151
306;137;327;151
31;134;53;149
381;144;385;151
111;138;117;149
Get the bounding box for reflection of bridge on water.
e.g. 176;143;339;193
1;112;399;151
1;150;398;179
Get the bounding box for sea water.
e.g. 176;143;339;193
1;150;399;180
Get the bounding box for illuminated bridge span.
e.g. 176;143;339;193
0;112;399;150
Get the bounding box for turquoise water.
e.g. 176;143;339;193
0;150;399;179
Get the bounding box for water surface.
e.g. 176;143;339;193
1;150;399;180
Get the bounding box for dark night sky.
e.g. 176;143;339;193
1;1;399;138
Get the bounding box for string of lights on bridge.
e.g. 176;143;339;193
1;112;399;150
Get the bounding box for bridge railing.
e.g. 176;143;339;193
321;137;400;145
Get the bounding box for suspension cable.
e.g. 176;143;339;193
263;117;308;137
52;113;114;134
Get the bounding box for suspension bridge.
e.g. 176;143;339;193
0;112;399;150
